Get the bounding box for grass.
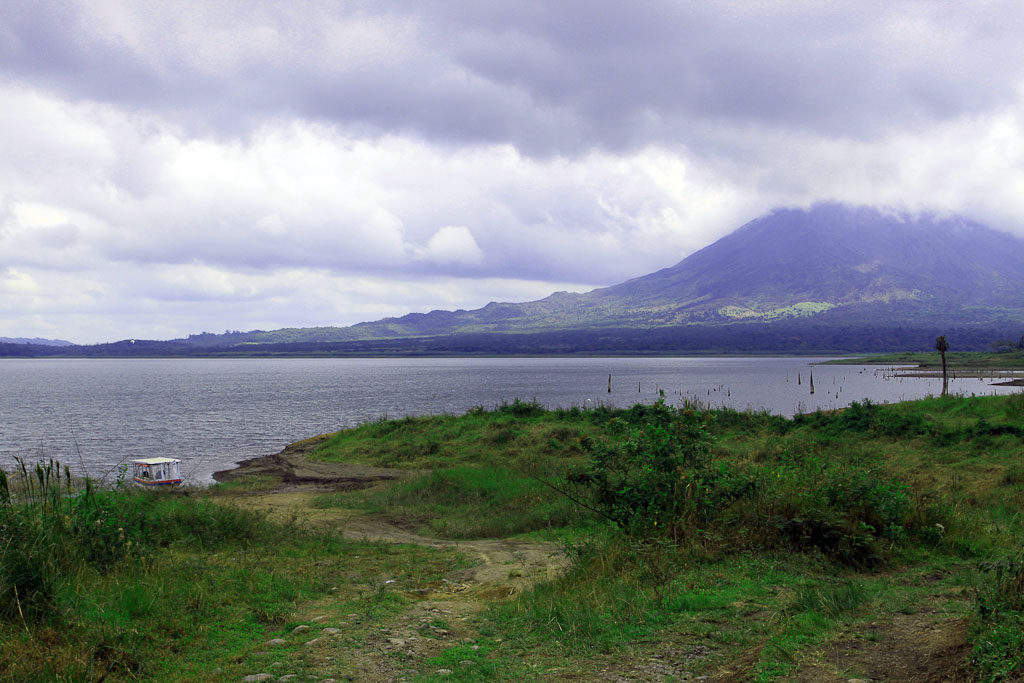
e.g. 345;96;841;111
309;399;602;470
314;465;592;538
0;462;467;681
5;392;1024;679
827;348;1024;368
394;393;1024;678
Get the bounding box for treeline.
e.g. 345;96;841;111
3;321;1021;358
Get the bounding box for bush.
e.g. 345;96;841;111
795;400;932;438
563;399;945;566
569;394;714;538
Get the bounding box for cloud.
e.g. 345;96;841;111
5;2;1024;154
3;2;1024;342
0;85;754;283
416;226;485;267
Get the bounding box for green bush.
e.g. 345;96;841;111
564;399;946;566
569;394;714;537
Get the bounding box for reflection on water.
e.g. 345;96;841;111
0;357;1019;483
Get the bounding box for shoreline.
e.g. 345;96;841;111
212;433;415;493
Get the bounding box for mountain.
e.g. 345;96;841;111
583;203;1024;324
239;202;1023;342
0;336;75;346
11;203;1024;357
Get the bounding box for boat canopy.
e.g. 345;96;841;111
132;458;182;484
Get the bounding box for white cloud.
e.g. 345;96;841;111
416;226;485;266
4;2;1024;342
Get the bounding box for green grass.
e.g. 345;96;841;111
315;465;593;538
309;400;603;470
0;461;467;681
6;392;1024;679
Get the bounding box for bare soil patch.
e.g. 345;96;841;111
212;434;415;493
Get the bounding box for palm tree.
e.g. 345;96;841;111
935;335;950;396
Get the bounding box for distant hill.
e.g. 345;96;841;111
0;336;75;346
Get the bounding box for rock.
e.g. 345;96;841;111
318;679;336;683
265;639;287;647
278;676;299;682
388;638;406;647
292;625;310;634
321;628;340;635
436;670;453;676
270;662;283;669
459;660;475;666
303;638;322;647
242;675;275;682
311;616;329;623
470;644;481;651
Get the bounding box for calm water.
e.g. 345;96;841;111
0;357;1019;484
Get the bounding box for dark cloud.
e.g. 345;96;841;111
4;2;1022;155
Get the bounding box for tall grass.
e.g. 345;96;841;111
972;552;1024;681
0;458;270;621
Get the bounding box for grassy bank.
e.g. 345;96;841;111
827;348;1024;369
4;393;1024;680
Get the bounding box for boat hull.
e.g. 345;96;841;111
132;477;182;487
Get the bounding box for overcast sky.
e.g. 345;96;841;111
3;1;1024;343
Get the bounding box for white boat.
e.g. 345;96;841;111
131;458;183;487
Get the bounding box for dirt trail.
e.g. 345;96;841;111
216;446;569;680
214;439;568;595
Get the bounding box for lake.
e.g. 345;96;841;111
0;357;1018;484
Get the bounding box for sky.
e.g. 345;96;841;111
2;1;1024;344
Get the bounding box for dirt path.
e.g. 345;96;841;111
216;446;569;681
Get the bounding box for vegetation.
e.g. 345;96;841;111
828;347;1024;369
5;321;1024;358
5;392;1024;679
0;460;466;681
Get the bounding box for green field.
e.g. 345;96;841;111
4;394;1024;680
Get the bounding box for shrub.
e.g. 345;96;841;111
562;399;942;566
568;394;714;538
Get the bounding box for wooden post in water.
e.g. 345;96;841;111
608;374;612;393
809;371;815;395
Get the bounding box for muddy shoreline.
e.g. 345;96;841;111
212;433;415;493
